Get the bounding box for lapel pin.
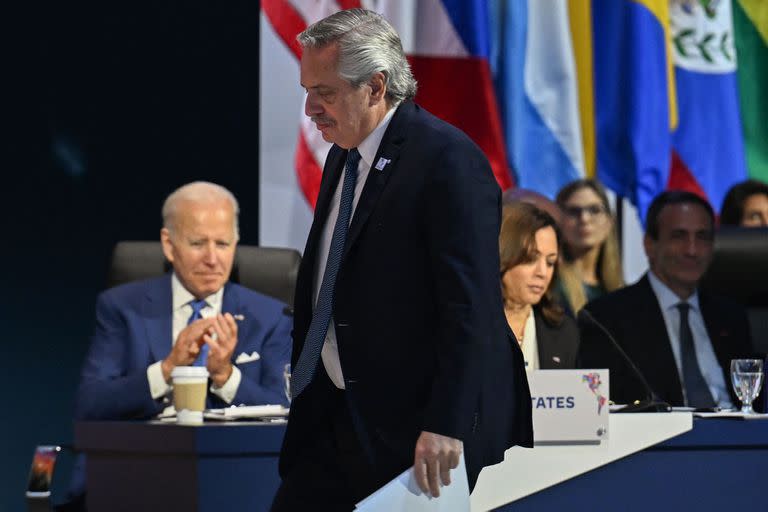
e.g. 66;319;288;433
375;157;391;171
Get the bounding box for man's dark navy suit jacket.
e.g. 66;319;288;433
280;101;533;488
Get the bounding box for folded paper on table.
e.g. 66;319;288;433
204;404;288;420
355;454;469;511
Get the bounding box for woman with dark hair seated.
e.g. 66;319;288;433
500;202;579;370
720;179;768;227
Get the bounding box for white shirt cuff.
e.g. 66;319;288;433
147;361;172;400
210;365;241;404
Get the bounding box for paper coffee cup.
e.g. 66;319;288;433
171;366;209;425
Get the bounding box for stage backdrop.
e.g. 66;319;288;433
256;5;649;281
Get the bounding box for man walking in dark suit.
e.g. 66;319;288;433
578;191;754;408
272;9;532;511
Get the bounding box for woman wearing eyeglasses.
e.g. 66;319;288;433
555;179;624;314
500;202;579;370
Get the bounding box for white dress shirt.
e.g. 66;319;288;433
315;107;396;389
520;310;539;372
147;274;242;406
647;271;733;408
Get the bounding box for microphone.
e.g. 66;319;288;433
578;308;671;413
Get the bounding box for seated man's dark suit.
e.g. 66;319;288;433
76;274;292;420
279;101;532;500
535;308;579;369
578;274;753;406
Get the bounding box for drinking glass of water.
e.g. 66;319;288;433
283;364;292;404
730;359;764;414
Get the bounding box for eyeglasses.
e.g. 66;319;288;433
563;204;607;219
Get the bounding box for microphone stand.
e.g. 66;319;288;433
578;309;671;413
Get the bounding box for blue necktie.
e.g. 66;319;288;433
292;149;361;398
677;303;716;408
188;299;209;367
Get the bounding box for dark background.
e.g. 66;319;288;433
5;2;261;509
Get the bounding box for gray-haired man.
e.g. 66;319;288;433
273;10;531;511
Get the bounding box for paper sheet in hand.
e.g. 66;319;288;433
355;454;469;511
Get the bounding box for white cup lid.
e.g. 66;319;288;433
171;366;209;379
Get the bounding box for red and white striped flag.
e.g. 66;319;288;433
262;0;512;209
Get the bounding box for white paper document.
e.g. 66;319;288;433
693;411;768;420
203;404;288;420
355;455;470;511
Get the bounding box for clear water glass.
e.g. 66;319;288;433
730;359;764;414
283;363;292;404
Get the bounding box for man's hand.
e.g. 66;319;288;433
161;317;216;381
413;431;463;498
204;313;238;388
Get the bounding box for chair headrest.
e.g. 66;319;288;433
700;227;768;306
107;241;301;308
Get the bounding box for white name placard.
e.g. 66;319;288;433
527;369;610;443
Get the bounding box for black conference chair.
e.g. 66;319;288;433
699;227;768;355
107;241;301;308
